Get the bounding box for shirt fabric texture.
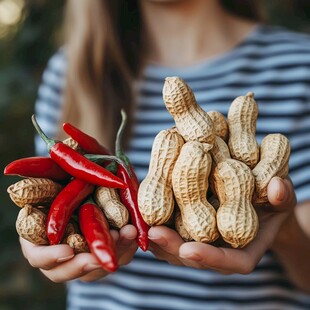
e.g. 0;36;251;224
34;25;310;310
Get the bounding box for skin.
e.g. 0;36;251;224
20;0;310;291
20;225;138;282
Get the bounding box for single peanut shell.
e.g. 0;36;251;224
207;111;229;142
252;134;290;205
94;186;129;228
210;136;231;165
63;137;84;153
174;209;193;242
172;141;219;243
16;204;49;245
138;128;184;225
65;233;89;254
163;77;215;145
8;178;63;207
209;136;231;197
228;92;259;169
213;159;258;248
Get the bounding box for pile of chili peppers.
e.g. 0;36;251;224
4;110;149;272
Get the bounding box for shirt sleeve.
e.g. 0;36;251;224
34;49;67;156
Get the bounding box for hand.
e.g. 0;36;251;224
20;224;138;282
148;176;296;274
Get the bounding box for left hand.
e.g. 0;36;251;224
148;176;296;274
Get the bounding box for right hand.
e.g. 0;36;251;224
20;224;138;282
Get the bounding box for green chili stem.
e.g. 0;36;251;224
84;154;131;177
115;109;127;159
31;114;57;152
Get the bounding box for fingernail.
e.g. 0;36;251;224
83;263;102;273
180;253;201;261
56;254;74;263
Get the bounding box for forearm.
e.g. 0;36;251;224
271;201;310;293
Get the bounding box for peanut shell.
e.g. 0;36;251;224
16;204;49;245
7;178;62;207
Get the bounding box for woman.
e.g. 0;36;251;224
22;0;310;309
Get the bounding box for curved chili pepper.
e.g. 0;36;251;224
47;178;94;245
117;166;149;251
79;200;118;272
4;157;70;182
115;110;149;251
31;115;127;189
63;122;111;155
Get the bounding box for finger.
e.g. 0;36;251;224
179;242;258;274
20;238;75;270
117;225;138;265
148;226;187;265
267;177;296;211
148;226;184;256
148;241;185;266
40;252;106;283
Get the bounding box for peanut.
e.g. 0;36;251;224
209;136;231;197
207;111;229;142
228;92;259;169
210;136;231;165
213;159;258;248
163;77;214;145
65;233;89;254
174;209;193;242
94;186;129;229
172;141;219;243
16;204;49;245
138;127;184;225
63;137;84;153
252;134;290;205
7;178;62;207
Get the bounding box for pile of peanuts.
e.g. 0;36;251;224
7;137;130;253
138;77;290;248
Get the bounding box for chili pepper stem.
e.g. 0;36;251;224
115;110;132;165
84;154;132;177
31;115;58;152
115;109;127;157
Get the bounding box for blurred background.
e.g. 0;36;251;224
1;0;310;309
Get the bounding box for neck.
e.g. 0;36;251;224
139;0;257;67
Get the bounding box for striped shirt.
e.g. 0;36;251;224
35;25;310;310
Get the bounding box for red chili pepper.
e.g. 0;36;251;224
115;110;149;251
79;200;118;272
4;157;70;182
47;178;94;245
31;115;127;189
63;122;111;155
117;165;149;251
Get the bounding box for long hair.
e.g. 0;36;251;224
61;0;263;150
62;0;142;150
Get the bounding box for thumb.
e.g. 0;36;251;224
267;177;296;211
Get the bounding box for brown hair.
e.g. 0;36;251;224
61;0;263;150
61;0;142;150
